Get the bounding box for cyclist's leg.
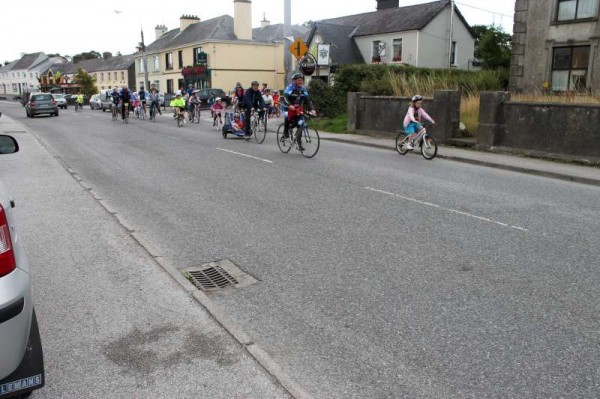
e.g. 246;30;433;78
244;108;252;136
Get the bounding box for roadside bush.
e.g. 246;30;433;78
308;78;345;118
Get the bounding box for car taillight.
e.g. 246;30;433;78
0;204;16;277
51;99;57;105
29;101;35;107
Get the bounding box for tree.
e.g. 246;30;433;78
102;52;113;60
472;25;511;70
72;51;102;64
116;51;122;57
302;20;315;29
72;68;98;97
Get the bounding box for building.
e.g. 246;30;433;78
0;53;53;95
135;0;307;94
510;0;600;93
305;0;476;80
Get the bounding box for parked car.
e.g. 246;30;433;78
89;95;102;110
25;93;59;118
0;134;45;398
98;92;113;112
196;88;231;108
63;94;77;106
52;94;68;109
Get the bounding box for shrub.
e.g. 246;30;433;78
308;78;345;117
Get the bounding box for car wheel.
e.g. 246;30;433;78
55;111;59;116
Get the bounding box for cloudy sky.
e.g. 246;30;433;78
0;0;515;63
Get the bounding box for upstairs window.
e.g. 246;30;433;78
557;0;598;21
551;45;590;91
165;53;173;70
178;51;183;69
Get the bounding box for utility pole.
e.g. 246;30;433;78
448;0;454;68
140;28;149;90
284;0;292;83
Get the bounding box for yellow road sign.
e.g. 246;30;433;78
289;38;309;61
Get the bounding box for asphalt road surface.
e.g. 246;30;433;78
2;102;599;398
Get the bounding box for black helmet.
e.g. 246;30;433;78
411;95;423;102
292;73;304;80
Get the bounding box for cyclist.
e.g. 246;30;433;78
110;87;120;115
119;86;132;120
232;86;245;112
75;91;84;111
282;73;316;150
148;84;162;118
262;89;274;118
211;97;225;126
170;92;186;122
188;91;201;121
243;80;266;137
138;86;147;116
403;95;435;150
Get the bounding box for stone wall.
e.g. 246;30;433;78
478;91;600;162
347;90;461;141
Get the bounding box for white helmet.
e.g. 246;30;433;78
215;97;222;101
176;90;182;96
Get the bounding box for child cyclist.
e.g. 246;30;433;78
403;95;435;150
211;97;225;126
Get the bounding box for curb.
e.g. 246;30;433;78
321;136;600;187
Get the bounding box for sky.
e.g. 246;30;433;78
0;0;515;63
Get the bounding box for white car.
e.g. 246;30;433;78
89;94;102;110
0;134;44;398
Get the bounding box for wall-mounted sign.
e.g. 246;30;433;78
299;54;317;76
317;44;330;66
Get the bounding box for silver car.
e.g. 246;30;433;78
89;94;102;110
0;134;44;398
52;94;68;109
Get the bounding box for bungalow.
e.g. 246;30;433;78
0;53;53;95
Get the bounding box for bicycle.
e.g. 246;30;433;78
111;102;118;122
213;110;224;132
134;102;145;119
249;108;267;144
174;109;185;127
148;101;160;122
276;111;320;158
395;122;437;160
191;105;201;124
122;102;130;124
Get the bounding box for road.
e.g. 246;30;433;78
2;102;600;398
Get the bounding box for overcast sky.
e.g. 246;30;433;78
0;0;515;63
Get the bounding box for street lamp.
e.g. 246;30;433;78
136;28;150;91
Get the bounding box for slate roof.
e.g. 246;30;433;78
307;22;364;65
11;52;48;70
0;60;18;72
321;0;474;38
252;24;309;43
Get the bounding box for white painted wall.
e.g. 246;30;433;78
354;31;419;65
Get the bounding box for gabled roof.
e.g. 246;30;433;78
321;0;474;38
11;52;48;70
252;24;309;43
73;58;105;73
94;55;135;71
307;22;364;65
0;60;18;72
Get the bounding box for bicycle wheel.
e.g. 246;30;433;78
395;132;410;155
299;126;320;158
421;135;438;160
276;124;292;153
194;109;200;124
255;115;267;144
177;116;184;127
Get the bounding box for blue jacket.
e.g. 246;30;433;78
282;83;314;112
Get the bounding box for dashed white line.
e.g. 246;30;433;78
365;187;529;232
217;148;273;164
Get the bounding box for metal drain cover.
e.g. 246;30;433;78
182;259;258;294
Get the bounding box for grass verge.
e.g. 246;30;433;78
310;114;349;133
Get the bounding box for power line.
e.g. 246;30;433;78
454;1;514;19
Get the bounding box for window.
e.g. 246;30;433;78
29;72;33;78
114;72;117;80
178;50;183;69
392;39;403;62
166;79;173;94
166;53;173;70
121;71;125;80
153;80;160;91
551;45;590;91
372;40;382;58
557;0;598;21
154;56;159;71
12;83;17;92
100;73;104;81
450;41;457;65
139;59;145;73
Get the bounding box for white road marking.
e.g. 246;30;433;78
217;148;273;164
365;187;529;232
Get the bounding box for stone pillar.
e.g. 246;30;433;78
347;92;368;132
432;90;461;141
477;91;511;148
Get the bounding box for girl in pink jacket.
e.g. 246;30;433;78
403;95;435;150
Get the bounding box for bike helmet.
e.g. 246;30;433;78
251;80;259;85
411;95;423;102
292;73;304;80
215;97;221;101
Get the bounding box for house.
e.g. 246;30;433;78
0;53;53;95
509;0;600;93
305;0;476;80
135;0;307;94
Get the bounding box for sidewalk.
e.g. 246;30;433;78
318;131;600;187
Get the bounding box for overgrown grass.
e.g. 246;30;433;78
310;114;349;133
460;95;480;137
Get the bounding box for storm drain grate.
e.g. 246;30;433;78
182;259;258;294
188;266;238;290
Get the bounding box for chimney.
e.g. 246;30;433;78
261;12;270;28
234;0;252;40
376;0;399;10
155;24;168;40
180;15;200;31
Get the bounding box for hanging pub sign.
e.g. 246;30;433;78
317;44;330;66
197;51;208;66
299;54;317;76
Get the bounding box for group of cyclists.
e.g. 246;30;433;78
109;84;162;121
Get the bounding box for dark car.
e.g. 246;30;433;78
196;88;231;108
25;93;59;118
